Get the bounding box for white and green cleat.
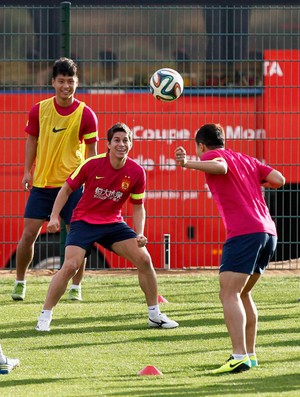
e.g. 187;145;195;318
11;282;26;301
68;287;82;301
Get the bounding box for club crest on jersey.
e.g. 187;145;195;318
121;176;131;191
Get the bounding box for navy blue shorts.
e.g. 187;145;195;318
220;232;277;275
24;186;83;224
65;220;137;256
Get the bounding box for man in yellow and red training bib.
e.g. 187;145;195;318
11;57;99;302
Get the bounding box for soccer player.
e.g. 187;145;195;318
175;123;285;374
0;345;20;375
36;122;179;332
11;57;99;302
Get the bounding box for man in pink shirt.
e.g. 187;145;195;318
175;123;285;374
36;122;178;332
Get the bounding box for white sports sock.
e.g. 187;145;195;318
0;345;6;364
15;280;26;285
148;305;160;319
41;310;53;319
248;352;256;357
232;354;248;360
70;284;81;290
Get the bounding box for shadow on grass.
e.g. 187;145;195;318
0;377;70;388
1;307;298;342
0;311;226;342
26;329;228;352
104;373;300;396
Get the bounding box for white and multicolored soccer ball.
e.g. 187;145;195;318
150;68;184;102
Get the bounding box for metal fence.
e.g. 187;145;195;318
0;3;299;270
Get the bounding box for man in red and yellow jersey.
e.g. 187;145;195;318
35;122;178;332
12;57;98;302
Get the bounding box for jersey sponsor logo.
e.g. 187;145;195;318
52;127;67;133
94;187;123;202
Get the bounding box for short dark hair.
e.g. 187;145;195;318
52;57;78;79
195;123;225;148
107;122;132;143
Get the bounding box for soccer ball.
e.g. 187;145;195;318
150;68;184;102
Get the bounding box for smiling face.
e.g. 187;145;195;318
108;131;132;161
52;74;78;106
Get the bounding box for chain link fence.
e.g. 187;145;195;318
0;3;299;270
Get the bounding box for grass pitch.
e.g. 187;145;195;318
0;272;299;396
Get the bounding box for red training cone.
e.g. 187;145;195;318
138;365;163;376
158;295;169;303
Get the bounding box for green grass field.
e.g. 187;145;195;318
0;272;299;396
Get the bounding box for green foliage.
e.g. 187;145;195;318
0;274;299;396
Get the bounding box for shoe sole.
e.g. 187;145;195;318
148;323;179;329
231;363;251;373
11;296;24;301
212;363;251;374
0;363;20;374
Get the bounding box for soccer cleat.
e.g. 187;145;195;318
68;287;82;301
35;316;52;332
11;282;26;301
212;355;251;374
0;358;20;375
249;355;258;367
148;313;179;329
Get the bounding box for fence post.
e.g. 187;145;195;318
59;1;71;265
164;234;171;270
60;1;71;57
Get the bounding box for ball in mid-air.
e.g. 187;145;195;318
150;68;184;102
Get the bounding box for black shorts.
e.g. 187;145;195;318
66;220;137;256
24;186;83;224
220;232;277;275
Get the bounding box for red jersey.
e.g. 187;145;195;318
67;152;146;224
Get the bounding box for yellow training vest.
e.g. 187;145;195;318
33;97;86;187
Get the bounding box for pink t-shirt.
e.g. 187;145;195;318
201;148;277;239
67;153;146;224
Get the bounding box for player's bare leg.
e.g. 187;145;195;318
12;218;43;300
241;273;261;366
65;224;86;300
44;246;85;310
219;271;250;354
211;271;252;374
15;218;43;280
36;246;85;331
112;239;178;329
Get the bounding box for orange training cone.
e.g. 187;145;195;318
137;365;163;376
158;295;169;303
